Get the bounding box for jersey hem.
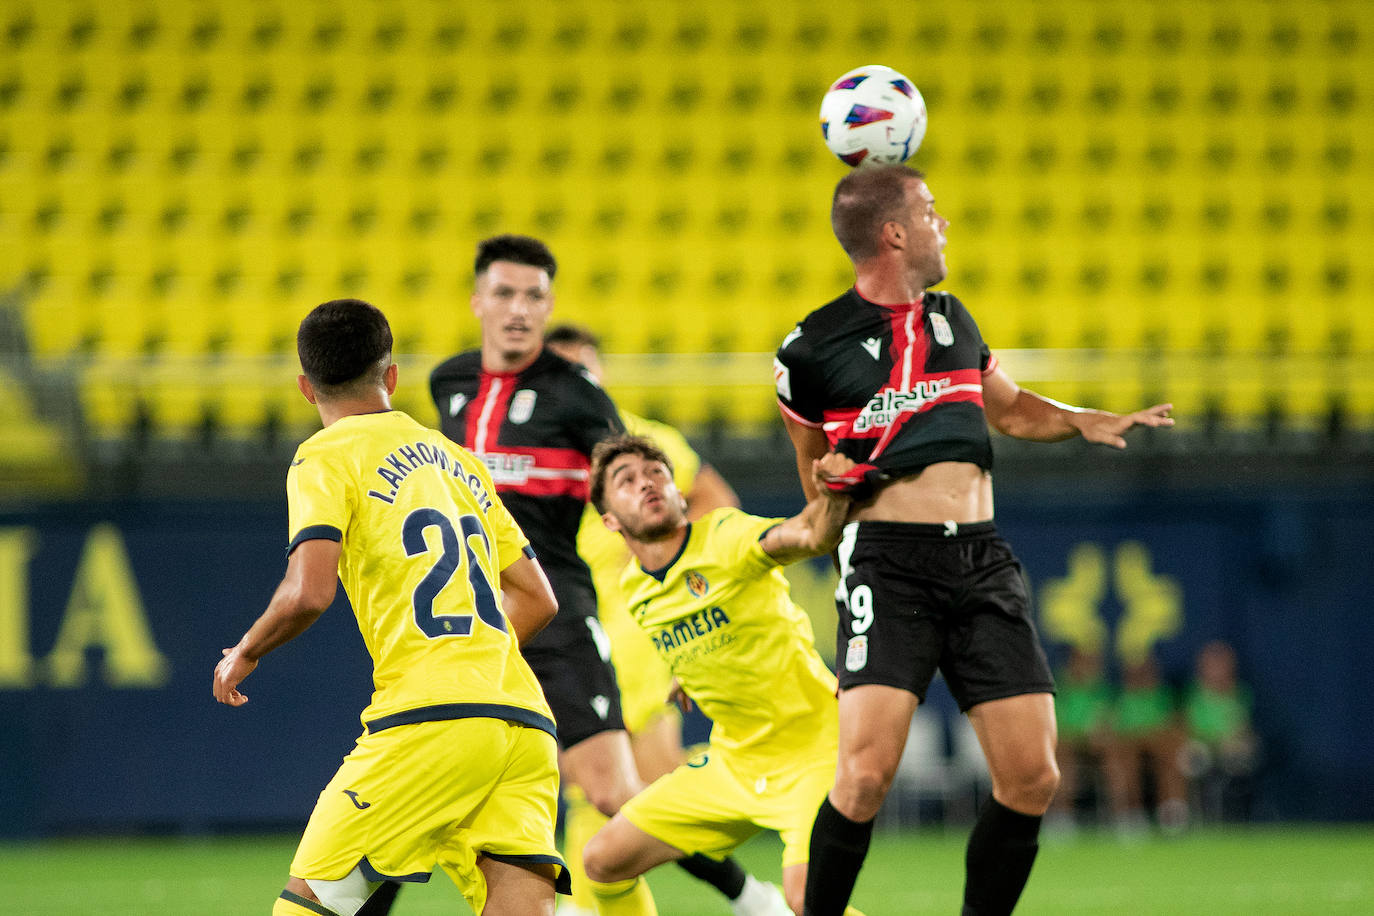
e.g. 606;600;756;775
364;703;558;741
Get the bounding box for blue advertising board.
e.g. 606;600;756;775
1;482;1371;836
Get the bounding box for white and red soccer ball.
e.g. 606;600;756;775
819;65;927;167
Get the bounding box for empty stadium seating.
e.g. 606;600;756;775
1;0;1370;440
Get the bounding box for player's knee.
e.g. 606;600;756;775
1003;757;1061;814
834;754;898;821
580;832;628;884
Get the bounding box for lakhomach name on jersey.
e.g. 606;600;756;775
367;439;496;511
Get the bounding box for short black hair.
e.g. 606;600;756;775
831;164;926;261
589;434;675;514
297;298;393;395
474;234;558;279
545;323;600;350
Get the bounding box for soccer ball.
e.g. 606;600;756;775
819;65;927;167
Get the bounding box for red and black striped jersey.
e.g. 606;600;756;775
430;348;625;643
774;288;998;484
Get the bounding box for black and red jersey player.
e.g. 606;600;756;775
776;166;1174;916
429;236;766;915
431;346;621;654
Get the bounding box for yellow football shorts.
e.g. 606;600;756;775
620;746;837;869
290;717;566;910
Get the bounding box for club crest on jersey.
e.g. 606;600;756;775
685;570;709;597
508;389;537;424
929;312;955;346
845;635;869;672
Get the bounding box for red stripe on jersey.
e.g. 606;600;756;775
468;374;515;455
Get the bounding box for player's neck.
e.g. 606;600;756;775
318;396;392;427
627;525;689;575
855;271;927;307
481;344;542;375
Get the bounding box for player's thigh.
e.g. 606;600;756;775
835;685;920;789
582;812;686;882
619;749;760;863
476;856;557;916
967;692;1058;801
561;728;642;814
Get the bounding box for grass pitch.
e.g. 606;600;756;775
2;825;1371;914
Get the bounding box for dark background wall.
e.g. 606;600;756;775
2;460;1371;837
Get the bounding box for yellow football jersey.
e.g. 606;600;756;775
576;411;701;731
620;508;839;774
286;410;554;737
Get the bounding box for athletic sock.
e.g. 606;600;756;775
675;853;747;900
802;797;874;916
962;796;1043;916
589;875;659;916
563;787;610;913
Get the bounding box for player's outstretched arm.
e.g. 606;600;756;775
781;413;831;502
760;453;856;565
499;554;559;647
212;538;341;706
982;365;1174;447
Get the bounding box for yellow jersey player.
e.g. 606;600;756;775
581;435;862;916
548;326;786;916
213;299;569;916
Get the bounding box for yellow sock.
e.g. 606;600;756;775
589;875;657;916
273;890;329;915
563;787;610;912
844;908;868;916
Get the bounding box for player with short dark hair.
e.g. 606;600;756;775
777;166;1174;916
215;297;568;916
545;325;790;916
582;435;860;916
429;236;663;915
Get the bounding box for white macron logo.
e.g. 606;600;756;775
448;393;467;417
860;337;883;360
590;695;611;720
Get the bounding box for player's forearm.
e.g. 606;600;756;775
765;493;851;564
992;389;1096;442
234;585;327;661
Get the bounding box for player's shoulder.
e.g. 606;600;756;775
430;349;481;384
923;289;969;314
537;349;608;391
780;288;869;354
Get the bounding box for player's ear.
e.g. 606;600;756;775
600;511;622;535
881;219;906;249
383;361;398;395
297;374;317;405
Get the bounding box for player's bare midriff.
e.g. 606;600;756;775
850;461;994;524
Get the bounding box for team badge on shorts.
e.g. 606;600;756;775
845;635;869;672
685;570;709;597
929;312;955;346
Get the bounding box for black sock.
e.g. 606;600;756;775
802;797;874;916
356;880;402;916
676;853;748;900
962;797;1042;916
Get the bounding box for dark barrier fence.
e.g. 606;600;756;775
1;479;1371;837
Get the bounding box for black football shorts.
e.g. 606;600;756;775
834;520;1055;711
523;613;626;749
